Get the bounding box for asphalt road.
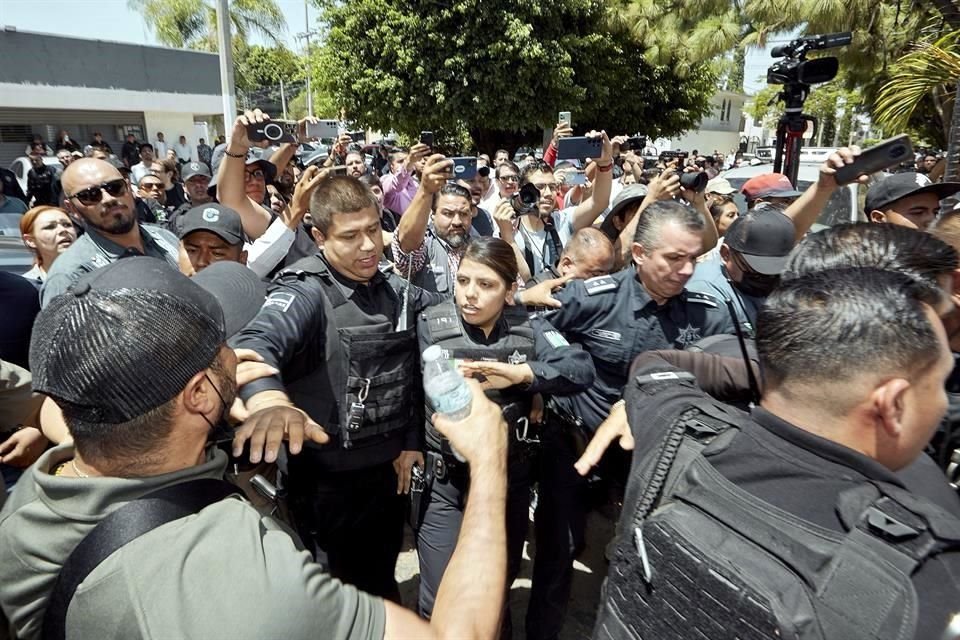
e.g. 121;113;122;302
395;508;616;639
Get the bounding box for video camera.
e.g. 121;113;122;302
620;136;647;152
767;32;852;88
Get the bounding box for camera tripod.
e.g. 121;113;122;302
772;83;817;187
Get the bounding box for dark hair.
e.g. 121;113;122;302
495;148;509;158
309;175;379;234
708;198;735;222
633;200;705;248
432;182;471;211
783;223;958;296
520;160;554;186
64;349;229;469
461;236;518;286
496;161;520;179
758;267;942;393
358;173;381;191
139;143;154;153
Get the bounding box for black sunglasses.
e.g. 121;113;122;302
69;179;128;205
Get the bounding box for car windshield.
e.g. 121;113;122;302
724;178;856;228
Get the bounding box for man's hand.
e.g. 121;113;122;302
646;169;681;202
610;135;629;158
552;121;573;146
459;361;534;390
288;165;329;230
433;379;507;470
517;272;574;308
228;349;280;423
330;133;352;160
574;401;633;476
232;405;329;464
297;116;320;141
420;154;453;194
405;143;431;173
231;109;272;151
0;427;48;468
819;145;865;189
585;130;613;166
493;199;518;241
394;450;425;495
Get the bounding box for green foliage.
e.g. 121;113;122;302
129;0;287;51
311;0;716;152
235;45;304;92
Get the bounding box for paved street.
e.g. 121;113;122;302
396;508;616;639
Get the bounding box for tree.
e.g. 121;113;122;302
311;0;716;152
129;0;286;51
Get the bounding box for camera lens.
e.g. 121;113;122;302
511;183;541;216
679;171;708;192
263;123;283;141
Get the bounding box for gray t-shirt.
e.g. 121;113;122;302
0;446;385;640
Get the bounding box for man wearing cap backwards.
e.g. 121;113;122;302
0;257;510;640
740;172;805;210
40;158;180;308
686;204;796;337
230;110;446;602
866;172;960;230
178;203;248;273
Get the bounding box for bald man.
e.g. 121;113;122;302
40;158;180;307
556;227;616;279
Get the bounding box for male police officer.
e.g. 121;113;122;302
230;112;445;601
526;200;732;640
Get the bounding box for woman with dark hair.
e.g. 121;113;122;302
709;197;739;237
414;236;595;637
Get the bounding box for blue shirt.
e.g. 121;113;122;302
541;266;734;430
686;257;764;338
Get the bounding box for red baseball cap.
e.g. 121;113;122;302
741;173;804;201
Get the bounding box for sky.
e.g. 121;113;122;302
1;0;776;95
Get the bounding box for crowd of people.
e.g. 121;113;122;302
2;107;960;640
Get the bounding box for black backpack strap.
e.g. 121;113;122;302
42;478;240;640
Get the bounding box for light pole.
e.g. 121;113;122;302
215;0;237;137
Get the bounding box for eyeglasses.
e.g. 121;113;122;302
245;169;265;182
68;179;129;205
532;183;559;193
498;175;519;183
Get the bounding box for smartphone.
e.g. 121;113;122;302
556;136;602;161
420;131;434;147
621;136;647;152
567;171;587;186
348;131;365;143
305;119;339;140
834;134;914;185
451;156;478;180
247;121;297;144
330;166;348;175
558;111;572;126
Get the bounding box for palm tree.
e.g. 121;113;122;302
129;0;287;52
874;31;960;180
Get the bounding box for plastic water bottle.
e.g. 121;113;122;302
422;345;473;461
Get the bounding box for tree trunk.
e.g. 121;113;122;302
946;82;960;182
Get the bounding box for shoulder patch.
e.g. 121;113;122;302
685;291;721;309
262;291;296;313
544;330;569;348
584;275;617;296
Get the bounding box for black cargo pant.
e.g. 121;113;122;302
416;448;534;633
527;422;590;640
286;454;404;603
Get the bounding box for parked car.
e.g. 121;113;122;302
0;235;34;275
10;156;62;195
720;162;863;229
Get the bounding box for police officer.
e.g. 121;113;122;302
414;238;595;636
526;199;732;640
686;204;796;337
231;111;445;601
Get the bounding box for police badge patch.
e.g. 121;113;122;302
676;324;702;347
507;349;527;365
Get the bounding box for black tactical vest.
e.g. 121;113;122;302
282;256;420;460
418;299;536;455
594;370;960;640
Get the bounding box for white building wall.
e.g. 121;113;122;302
144;112;201;157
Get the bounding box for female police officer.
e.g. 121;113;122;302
413;237;595;634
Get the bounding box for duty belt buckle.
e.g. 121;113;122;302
515;417;540;444
948;448;960;490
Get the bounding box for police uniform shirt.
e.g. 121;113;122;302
685;257;762;336
543;265;733;430
39;224;180;308
440;311;595;397
0;446;385;640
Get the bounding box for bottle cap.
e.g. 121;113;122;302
422;345;443;363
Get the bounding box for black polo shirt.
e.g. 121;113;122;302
708;407;960;640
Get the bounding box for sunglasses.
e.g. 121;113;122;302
498;175;519;183
69;179;129;205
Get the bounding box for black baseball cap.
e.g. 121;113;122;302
182;161;212;181
864;172;960;214
723;203;796;275
178;204;246;246
29;257;263;424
